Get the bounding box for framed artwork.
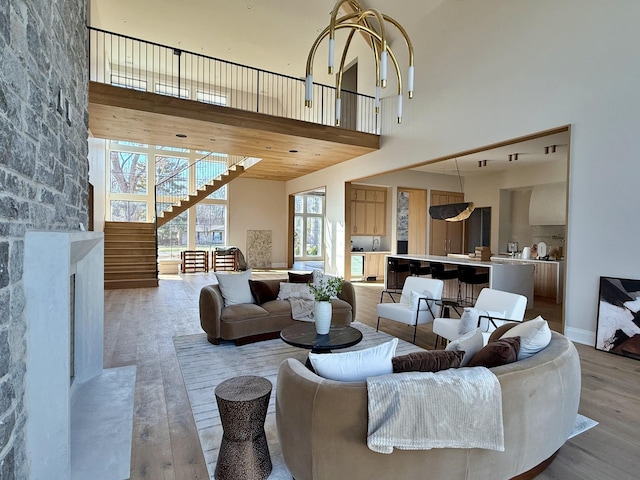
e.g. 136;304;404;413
595;276;640;359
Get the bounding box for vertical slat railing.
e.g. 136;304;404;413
89;27;378;134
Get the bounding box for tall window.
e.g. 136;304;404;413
294;193;324;260
105;141;230;260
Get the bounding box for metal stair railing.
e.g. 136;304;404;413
154;153;259;225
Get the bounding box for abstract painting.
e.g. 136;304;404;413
595;276;640;359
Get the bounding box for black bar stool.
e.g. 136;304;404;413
457;265;489;305
387;258;410;292
429;262;460;315
409;260;431;277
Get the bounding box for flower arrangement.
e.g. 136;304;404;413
308;276;344;302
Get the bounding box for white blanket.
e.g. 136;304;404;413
288;297;315;321
366;367;504;454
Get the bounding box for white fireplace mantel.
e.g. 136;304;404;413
24;230;104;480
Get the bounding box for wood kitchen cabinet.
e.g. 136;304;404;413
533;261;562;302
364;252;387;280
430;190;464;255
351;186;386;235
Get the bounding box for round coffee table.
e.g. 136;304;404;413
280;323;363;358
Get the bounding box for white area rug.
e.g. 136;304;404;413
173;322;597;479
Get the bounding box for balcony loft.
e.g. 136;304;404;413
88;28;380;181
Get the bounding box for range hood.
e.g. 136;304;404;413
529;182;567;225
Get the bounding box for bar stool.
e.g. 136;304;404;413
429;262;460;316
409;260;431;277
457;265;490;305
387;258;410;292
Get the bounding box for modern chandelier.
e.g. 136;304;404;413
304;0;414;126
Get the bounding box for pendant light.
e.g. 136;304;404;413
428;158;475;222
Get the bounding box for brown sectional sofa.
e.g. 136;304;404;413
276;331;580;480
199;278;356;345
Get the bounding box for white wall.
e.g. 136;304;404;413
88;137;107;232
229;178;288;267
286;0;640;345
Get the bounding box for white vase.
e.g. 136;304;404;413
314;301;332;334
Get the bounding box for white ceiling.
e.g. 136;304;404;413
91;0;445;79
412;130;569;177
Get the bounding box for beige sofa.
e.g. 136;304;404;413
199;279;356;345
276;331;580;480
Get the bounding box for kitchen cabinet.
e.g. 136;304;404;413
430;190;464;255
364;252;387;280
533;261;563;302
351;187;386;235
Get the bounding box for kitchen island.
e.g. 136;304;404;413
491;256;564;303
385;254;535;306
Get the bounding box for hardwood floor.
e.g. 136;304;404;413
104;271;640;480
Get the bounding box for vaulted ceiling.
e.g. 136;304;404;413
88;0;445;181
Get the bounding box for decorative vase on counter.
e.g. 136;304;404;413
314;301;332;334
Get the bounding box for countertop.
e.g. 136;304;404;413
490;256;564;265
350;250;391;254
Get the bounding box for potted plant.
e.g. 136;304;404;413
308;276;344;334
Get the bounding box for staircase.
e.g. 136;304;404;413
104;221;158;289
157;164;246;227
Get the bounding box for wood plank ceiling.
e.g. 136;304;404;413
88;82;380;182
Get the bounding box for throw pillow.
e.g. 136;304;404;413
458;307;507;335
409;290;434;313
488;322;519;343
445;328;484;367
309;338;398;382
277;282;313;300
500;316;552;360
214;269;254;307
467;336;521;368
392;350;464;373
288;272;314;284
248;280;279;305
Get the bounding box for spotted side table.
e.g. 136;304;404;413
214;375;273;480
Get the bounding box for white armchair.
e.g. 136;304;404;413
432;288;527;347
376;277;444;343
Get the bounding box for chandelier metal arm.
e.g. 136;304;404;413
305;0;414;123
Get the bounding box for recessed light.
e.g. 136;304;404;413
265;146;272;150
176;133;187;138
289;149;298;153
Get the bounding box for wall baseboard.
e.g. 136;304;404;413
564;326;595;346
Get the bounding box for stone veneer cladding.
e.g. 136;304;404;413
0;0;89;478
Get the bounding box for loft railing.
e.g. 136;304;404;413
154;152;259;222
89;27;379;134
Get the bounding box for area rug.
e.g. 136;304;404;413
173;322;597;479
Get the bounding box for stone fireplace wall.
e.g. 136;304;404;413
0;0;89;478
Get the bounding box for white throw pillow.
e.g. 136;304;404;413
277;282;313;300
445;328;484;366
500;316;552;360
410;290;434;313
214;269;254;307
458;307;507;335
309;338;398;382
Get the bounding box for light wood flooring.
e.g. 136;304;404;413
104;271;640;480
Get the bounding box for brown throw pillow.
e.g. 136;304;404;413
488;322;519;343
467;336;521;368
392;350;465;373
248;280;279;304
288;272;313;284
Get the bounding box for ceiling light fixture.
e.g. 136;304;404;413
304;0;414;125
544;145;557;154
429;158;475;222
